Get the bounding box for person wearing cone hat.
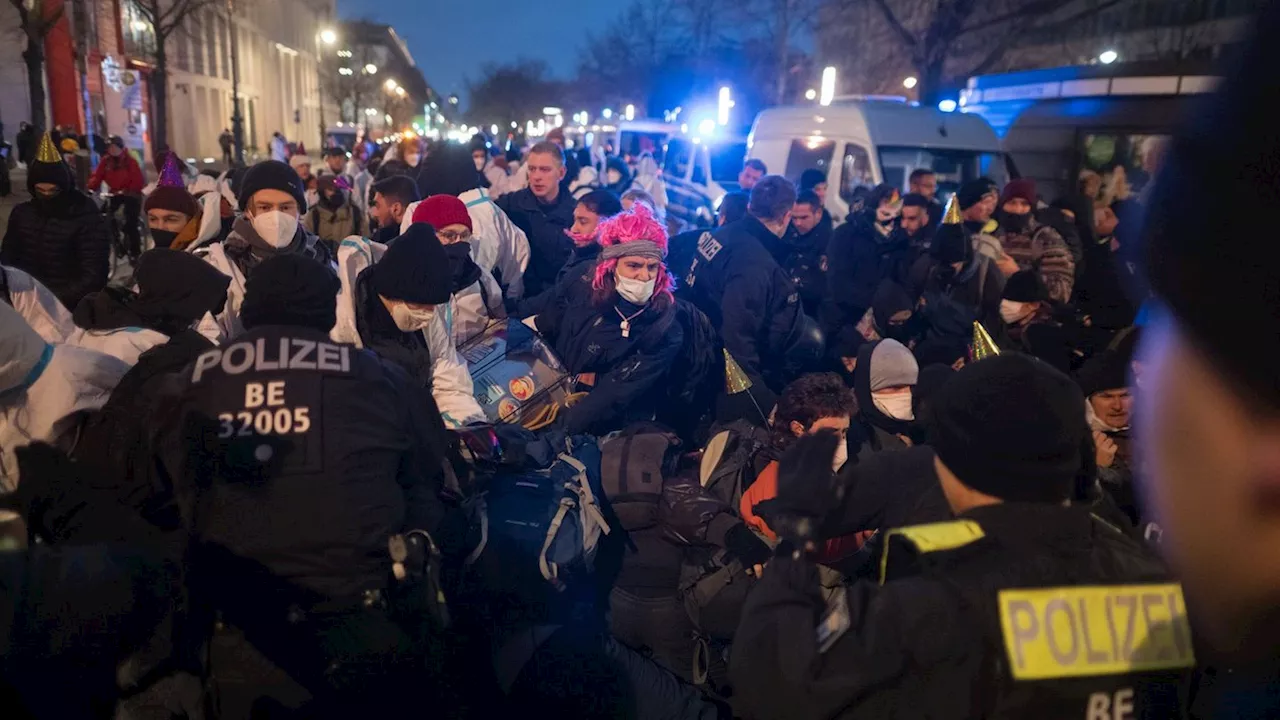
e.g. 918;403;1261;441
195;159;335;343
731;353;1187;720
144;153;208;252
913;195;1005;349
534;202;684;435
0;133;110;311
88;136;145;257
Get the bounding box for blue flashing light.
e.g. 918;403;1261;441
938;99;958;113
697;118;716;136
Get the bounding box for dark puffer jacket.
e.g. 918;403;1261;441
1;191;110;310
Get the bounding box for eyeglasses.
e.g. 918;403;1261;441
438;229;472;244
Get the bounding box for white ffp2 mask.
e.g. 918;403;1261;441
872;391;914;421
615;272;656;305
1000;300;1032;324
389;302;435;332
832;440;848;472
250;210;299;249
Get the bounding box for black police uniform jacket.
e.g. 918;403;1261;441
683;216;802;395
167;324;453;602
730;503;1193;720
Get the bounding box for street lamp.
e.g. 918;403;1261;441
316;26;337;147
385;78;399;91
364;63;377;75
804;88;816;101
1099;49;1119;64
395;86;406;98
903;76;918;89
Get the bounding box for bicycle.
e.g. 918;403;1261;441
96;191;146;277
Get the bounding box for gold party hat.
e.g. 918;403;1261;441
942;194;962;225
724;350;753;394
35;132;60;163
972;321;1001;361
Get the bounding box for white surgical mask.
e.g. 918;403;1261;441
832;440;848;472
474;157;486;171
405;153;421;167
250;210;299;249
1000;299;1032;324
615;272;655;305
872;391;914;421
607;169;623;184
390;303;435;332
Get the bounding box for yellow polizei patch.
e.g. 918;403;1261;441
998;584;1195;681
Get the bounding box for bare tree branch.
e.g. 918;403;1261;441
870;0;920;52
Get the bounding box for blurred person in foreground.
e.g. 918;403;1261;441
731;354;1190;719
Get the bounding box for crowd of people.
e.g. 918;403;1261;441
5;12;1280;712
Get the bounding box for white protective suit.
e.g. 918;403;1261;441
633;154;670;213
330;236;485;428
194;242;248;343
400;204;509;345
0;303;130;518
457;188;530;300
69;326;169;367
0;265;76;343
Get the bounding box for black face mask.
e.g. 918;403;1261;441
320;191;346;210
1003;212;1031;233
151;229;179;248
444;242;482;293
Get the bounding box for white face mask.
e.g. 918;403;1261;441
250;210;299;249
606;169;623;185
389;302;435;332
1000;299;1032;324
474;157;486;171
615;272;656;305
405;153;421;167
872;391;914;421
832;440;848;473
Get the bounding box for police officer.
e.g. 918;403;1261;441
165;253;464;717
732;354;1192;719
684;175;817;412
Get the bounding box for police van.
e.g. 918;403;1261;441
746;100;1008;222
663;132;749;227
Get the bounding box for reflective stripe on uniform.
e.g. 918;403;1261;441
879;519;985;583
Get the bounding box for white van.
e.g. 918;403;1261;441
663;133;749;225
747;101;1008;221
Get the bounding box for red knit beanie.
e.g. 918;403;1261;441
144;185;200;219
1000;178;1037;207
412;194;472;231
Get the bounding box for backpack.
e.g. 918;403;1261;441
677;420;774;647
599;427;682;533
698;419;773;510
470;431;611;590
645;300;723;445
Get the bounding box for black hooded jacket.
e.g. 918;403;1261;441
352;267;433;388
780;215;833;318
1;162;109;310
849;340;914;463
823;211;909;337
512;242;599;319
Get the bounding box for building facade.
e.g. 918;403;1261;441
329;20;449;140
1;0;336;165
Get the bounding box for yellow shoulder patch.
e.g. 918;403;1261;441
998;583;1195;681
879;520;985;583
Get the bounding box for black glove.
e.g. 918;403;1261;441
724;523;772;567
754;430;845;544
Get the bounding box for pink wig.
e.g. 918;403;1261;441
591;202;675;307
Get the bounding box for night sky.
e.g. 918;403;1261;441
336;0;630;105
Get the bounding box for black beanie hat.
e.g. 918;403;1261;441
370;223;452;305
238;160;307;214
131;249;231;328
241;254;340;332
27;157;73;195
1141;1;1280;408
927;354;1086;503
1002;270;1048;303
1076;350;1129;398
799;168;827;192
956;178;995;210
